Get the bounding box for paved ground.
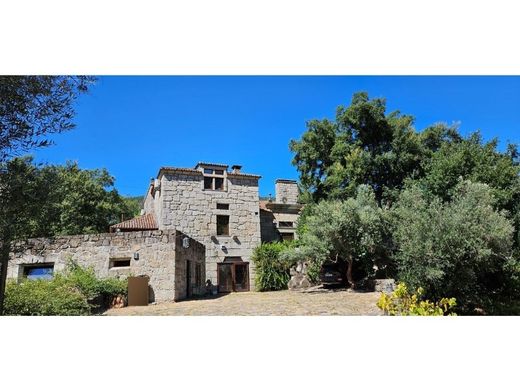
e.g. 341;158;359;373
104;289;382;316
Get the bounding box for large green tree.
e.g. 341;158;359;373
0;76;94;312
287;185;388;288
290;92;458;203
392;180;517;312
1;157;134;238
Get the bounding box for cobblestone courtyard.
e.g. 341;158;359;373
105;289;382;316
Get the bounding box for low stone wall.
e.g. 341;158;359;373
8;230;205;303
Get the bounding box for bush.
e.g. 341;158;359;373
3;260;128;315
252;241;296;291
377;283;457;316
3;279;90;316
392;180;515;312
65;260;127;303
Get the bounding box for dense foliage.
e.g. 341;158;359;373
3;261;127;316
252;241;297;291
392;180;517;312
0;76;94;312
283;185;388;288
3;278;91;316
290;92;520;313
377;283;457;316
0;157;135;238
0;76;94;162
290;92;461;203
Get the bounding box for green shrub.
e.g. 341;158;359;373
377;283;457;316
252;241;296;291
392;180;515;312
65;260;127;302
3;279;90;316
4;260;128;316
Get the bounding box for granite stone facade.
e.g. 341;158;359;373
143;163;262;289
8;230;205;302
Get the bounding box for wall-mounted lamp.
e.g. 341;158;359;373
133;252;139;261
182;237;190;248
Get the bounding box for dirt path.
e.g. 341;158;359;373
105;289;382;316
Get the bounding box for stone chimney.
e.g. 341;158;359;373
231;165;242;174
275;179;299;204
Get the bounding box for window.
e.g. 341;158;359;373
278;221;294;228
110;258;131;268
203;168;226;191
216;215;230;236
280;233;294;241
23;263;54;280
216;203;229;210
195;263;202;287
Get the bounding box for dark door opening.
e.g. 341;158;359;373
186;260;191;298
217;259;249;293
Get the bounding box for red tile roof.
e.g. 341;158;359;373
110;214;158;232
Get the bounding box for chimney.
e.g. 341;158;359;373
231;165;242;174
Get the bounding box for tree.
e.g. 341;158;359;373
289;185;387;288
419;131;520;247
0;157;134;238
0;76;94;312
289;92;458;204
0;76;94;162
392;180;516;312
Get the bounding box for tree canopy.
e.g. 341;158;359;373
0;76;94;162
287;185;388;287
290;92;461;203
0;157;135;239
392;180;516;312
290;91;520;313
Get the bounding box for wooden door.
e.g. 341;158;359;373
218;263;233;293
217;261;250;293
233;263;249;292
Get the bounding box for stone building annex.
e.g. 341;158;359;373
8;162;302;302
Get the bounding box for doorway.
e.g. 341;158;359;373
186;260;191;298
217;258;249;293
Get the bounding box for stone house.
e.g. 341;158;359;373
7;162;302;302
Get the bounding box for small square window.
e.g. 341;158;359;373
23;264;54;280
279;221;294;228
216;215;230;236
216;203;229;210
110;258;131;268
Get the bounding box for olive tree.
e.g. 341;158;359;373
288;185;387;288
392;180;516;311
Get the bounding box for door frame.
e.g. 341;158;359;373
217;260;250;293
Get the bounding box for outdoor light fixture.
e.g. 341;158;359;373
182;237;190;248
133;252;139;260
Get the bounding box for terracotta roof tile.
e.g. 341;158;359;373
110;214;158;231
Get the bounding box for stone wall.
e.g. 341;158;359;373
174;231;206;301
8;230;205;302
260;209;279;242
275;180;299;204
156;170;261;289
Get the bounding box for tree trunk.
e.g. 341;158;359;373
346;254;355;290
0;242;11;314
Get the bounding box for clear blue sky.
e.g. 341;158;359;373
32;76;520;197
